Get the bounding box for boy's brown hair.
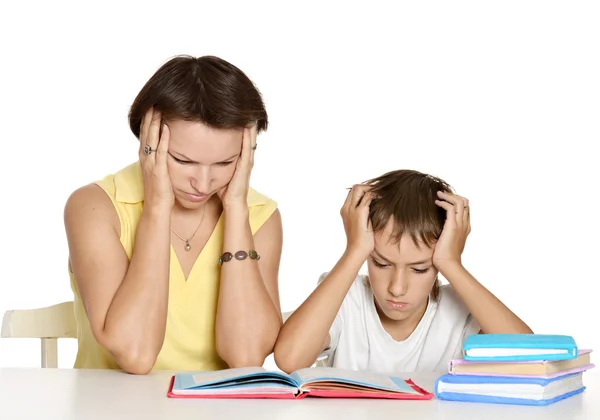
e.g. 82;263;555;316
128;55;268;139
364;169;454;301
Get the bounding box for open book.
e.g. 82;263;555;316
167;367;433;400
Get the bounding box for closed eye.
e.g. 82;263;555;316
371;258;390;268
169;154;193;165
412;267;430;274
216;161;234;166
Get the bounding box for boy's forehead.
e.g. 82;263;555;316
374;231;434;260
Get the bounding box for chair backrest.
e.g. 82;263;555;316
2;304;327;368
1;301;77;368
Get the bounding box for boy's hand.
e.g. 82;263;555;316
340;185;376;260
433;191;471;273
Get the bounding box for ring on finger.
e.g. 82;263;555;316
143;145;155;155
251;143;257;151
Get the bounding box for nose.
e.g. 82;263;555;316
388;269;408;298
190;165;212;193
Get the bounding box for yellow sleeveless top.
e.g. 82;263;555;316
69;162;278;371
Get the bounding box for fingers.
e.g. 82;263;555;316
434;197;454;215
359;191;377;208
341;188;353;215
249;124;257;167
249;123;257;162
436;191;470;229
241;126;252;162
351;185;370;208
146;110;162;152
156;124;170;165
138;108;153;156
342;185;365;215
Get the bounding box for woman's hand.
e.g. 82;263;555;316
217;124;257;209
138;107;173;208
433;191;471;273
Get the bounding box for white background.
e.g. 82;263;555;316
0;1;598;369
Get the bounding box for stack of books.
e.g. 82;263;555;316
434;334;594;406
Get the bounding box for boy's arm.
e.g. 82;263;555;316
442;264;532;334
273;249;364;373
274;185;376;373
434;191;533;335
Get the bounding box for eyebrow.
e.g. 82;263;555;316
406;259;431;266
372;250;430;266
372;250;392;263
170;150;239;163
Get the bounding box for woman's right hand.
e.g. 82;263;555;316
138;107;174;208
340;185;376;259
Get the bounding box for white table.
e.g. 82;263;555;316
0;368;597;420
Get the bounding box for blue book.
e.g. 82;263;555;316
434;372;586;406
463;334;578;362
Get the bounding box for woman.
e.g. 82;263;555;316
64;55;283;374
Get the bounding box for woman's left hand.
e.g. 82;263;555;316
433;191;471;273
217;124;257;209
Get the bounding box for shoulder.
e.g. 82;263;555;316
247;187;277;208
64;164;137;236
64;183;120;236
247;187;279;234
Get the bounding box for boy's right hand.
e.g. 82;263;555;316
139;107;174;208
340;185;376;259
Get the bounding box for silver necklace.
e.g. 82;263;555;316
171;204;206;251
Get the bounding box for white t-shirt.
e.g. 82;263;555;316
319;272;481;374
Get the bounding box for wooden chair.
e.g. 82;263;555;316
1;301;77;368
1;305;326;368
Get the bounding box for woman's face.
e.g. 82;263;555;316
164;119;242;210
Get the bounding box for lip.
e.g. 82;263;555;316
386;300;409;311
182;191;210;202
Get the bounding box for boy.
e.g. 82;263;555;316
274;169;532;373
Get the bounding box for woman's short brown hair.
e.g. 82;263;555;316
364;169;455;301
128;55;268;138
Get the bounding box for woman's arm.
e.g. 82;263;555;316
64;185;172;374
215;205;283;367
65;108;175;374
434;191;533;335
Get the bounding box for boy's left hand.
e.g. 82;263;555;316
433;191;471;272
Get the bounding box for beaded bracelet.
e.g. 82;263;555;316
219;250;261;265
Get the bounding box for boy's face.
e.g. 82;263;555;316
367;220;438;324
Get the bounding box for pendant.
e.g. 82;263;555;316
184;241;191;251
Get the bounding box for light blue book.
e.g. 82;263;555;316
434;371;586;406
463;334;578;362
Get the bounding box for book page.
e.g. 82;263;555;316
292;367;420;394
192;367;268;385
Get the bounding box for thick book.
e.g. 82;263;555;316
463;334;578;362
449;349;594;378
434;371;586;406
167;367;433;400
